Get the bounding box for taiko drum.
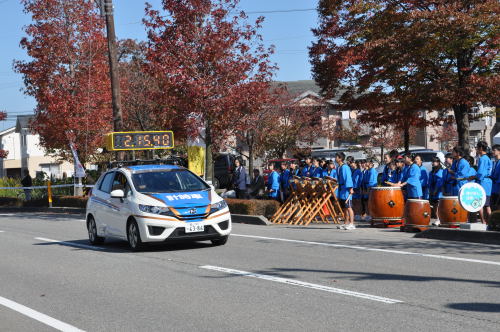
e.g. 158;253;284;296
403;199;431;231
438;196;468;228
368;187;405;226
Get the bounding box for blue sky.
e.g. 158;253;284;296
0;0;318;130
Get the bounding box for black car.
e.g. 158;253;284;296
213;153;239;189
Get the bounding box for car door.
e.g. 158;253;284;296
93;171;115;235
107;172;133;239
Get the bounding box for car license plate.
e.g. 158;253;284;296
185;223;204;233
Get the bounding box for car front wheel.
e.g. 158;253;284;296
87;216;105;245
127;220;143;251
211;236;228;246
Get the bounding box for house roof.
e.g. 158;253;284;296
0;126;15;137
15;115;34;133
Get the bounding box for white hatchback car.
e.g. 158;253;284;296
86;164;231;250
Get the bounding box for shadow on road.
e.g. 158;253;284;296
204;266;500;288
33;238;215;253
446;302;500;313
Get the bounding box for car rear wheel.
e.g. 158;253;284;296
127;220;143;251
211;236;228;246
87;216;105;245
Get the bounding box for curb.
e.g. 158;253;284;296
231;214;271;226
414;228;500;245
0;207;85;214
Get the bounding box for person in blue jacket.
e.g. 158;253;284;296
350;159;363;220
381;150;399;185
392;153;422;199
279;162;291;202
491;145;500;210
322;160;337;179
388;161;399;183
466;155;477;180
311;158;323;178
428;157;444;222
394;157;405;183
442;153;455;196
335;152;355;230
266;162;280;201
415;155;429;199
362;159;378;220
469;141;492;224
449;147;471;195
301;157;314;178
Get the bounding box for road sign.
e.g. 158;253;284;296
458;182;486;212
105;131;174;151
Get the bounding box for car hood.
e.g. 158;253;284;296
146;191;212;208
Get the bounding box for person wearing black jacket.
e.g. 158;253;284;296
233;159;248;199
21;170;33;201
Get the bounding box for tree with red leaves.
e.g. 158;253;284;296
15;0;112;163
144;0;276;182
310;0;499;152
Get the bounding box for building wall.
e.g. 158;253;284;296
0;127;75;178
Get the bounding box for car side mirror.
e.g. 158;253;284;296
110;189;125;198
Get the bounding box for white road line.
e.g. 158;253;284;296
0;230;4;232
200;265;402;304
0;213;16;216
232;234;500;267
34;237;105;251
0;295;85;332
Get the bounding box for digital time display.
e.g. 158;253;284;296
106;131;174;151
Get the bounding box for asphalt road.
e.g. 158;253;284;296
1;213;500;332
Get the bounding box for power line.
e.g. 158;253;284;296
245;8;316;14
122;8;316;25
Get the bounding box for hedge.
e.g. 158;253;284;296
225;198;280;218
0;196;89;208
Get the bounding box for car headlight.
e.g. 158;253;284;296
210;200;228;214
138;204;175;216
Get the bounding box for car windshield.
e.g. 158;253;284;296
131;169;209;193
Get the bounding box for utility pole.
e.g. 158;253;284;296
97;0;124;159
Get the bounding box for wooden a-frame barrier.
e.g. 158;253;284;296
270;177;344;225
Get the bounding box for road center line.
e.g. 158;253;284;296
34;237;105;251
232;234;500;267
200;265;402;304
0;295;85;332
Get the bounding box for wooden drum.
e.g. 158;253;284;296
368;187;405;227
438;196;468;228
403;199;431;231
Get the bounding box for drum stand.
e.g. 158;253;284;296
270;178;344;225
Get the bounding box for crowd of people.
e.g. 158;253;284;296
263;141;500;230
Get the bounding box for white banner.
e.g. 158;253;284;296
69;142;86;178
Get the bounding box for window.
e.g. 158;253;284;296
40;163;61;178
132;169;209;193
99;172;115;193
112;172;131;196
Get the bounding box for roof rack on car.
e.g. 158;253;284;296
108;157;184;169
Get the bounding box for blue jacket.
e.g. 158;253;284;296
452;158;471;195
267;171;280;198
323;168;337;180
491;160;500;194
420;165;429;199
403;163;422;199
352;168;363;199
476;154;492;196
442;168;454;196
429;168;444;200
362;167;378;198
301;165;314;178
233;166;248;190
381;165;392;184
311;166;324;178
279;169;291;191
337;164;353;200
